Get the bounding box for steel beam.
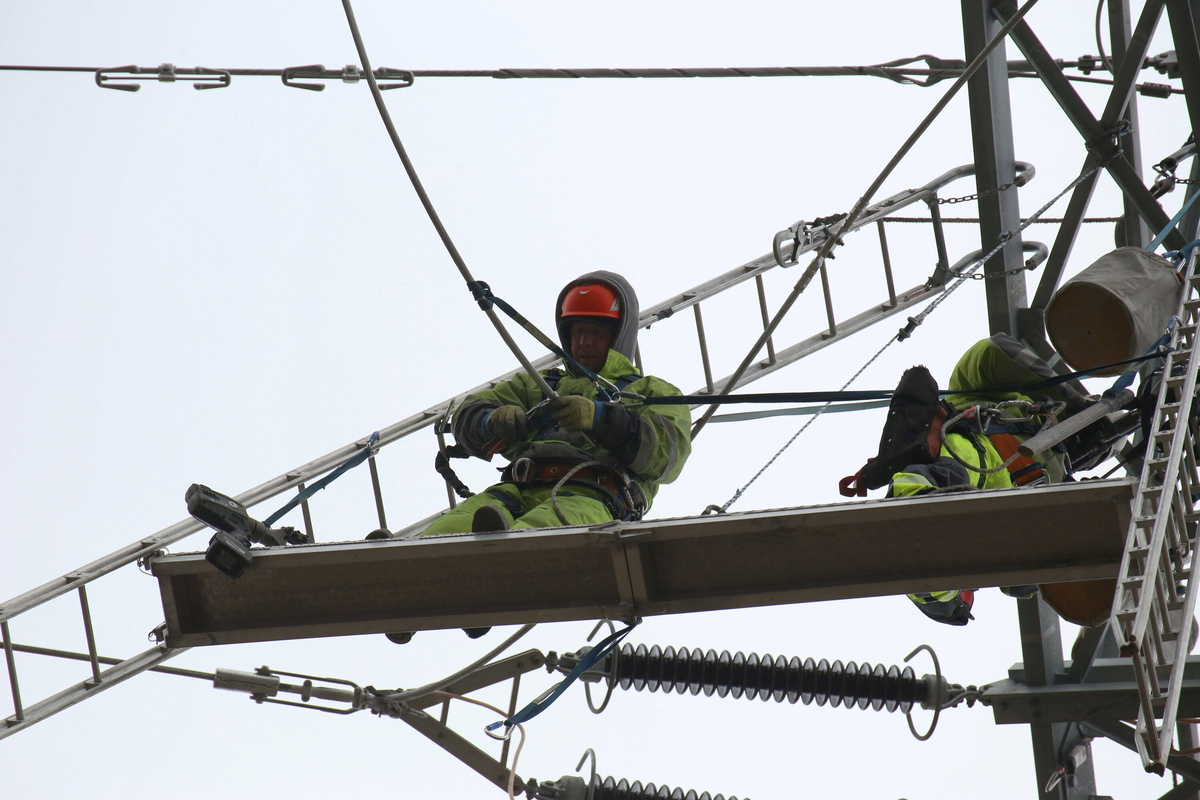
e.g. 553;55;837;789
997;0;1188;250
1166;0;1200;141
988;676;1200;723
151;480;1135;648
1109;0;1150;248
962;0;1027;335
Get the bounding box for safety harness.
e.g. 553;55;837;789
435;371;650;521
838;360;1062;497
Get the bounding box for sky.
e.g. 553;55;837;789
1;2;1198;798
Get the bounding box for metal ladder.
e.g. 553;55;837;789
1112;249;1200;774
1;163;998;742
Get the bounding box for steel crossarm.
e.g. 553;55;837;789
1112;249;1200;772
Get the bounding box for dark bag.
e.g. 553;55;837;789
855;365;952;491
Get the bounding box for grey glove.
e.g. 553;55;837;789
487;405;528;441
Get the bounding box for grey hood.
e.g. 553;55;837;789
555;270;640;366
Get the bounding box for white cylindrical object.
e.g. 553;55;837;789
1046;247;1181;376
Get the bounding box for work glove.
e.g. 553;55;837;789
487;405;528;441
548;395;601;431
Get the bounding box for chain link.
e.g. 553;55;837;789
963;262;1040;280
937;181;1015;205
1153;161;1200;186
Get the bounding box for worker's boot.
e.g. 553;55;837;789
908;589;975;626
1000;584;1038;599
471;505;510;533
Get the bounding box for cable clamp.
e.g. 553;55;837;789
95;64;231;92
282;64;328;92
375;67;415;90
467;280;495;310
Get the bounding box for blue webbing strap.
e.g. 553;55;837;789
1148;190;1200;252
1104;323;1175;398
264;432;379;526
487;620;639;736
1165;239;1200;267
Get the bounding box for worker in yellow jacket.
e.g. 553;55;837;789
846;333;1089;625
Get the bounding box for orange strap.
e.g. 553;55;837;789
987;432;1044;486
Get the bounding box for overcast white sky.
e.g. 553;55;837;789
2;2;1198;798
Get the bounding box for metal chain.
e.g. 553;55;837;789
963;262;1040;280
902;158;1109;336
883;215;1121;224
937;181;1015;205
1154;162;1200;186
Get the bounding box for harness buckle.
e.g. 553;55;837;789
511;457;533;483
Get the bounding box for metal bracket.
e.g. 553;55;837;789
94;64;230;92
281;64;414;92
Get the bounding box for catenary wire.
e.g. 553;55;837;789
0;61;1183;95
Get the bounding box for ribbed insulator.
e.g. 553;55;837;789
610;644;924;713
590;775;744;800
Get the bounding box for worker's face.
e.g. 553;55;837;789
570;320;614;373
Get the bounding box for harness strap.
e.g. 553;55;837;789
434;443;475;499
503;458;646;521
987;432;1045;486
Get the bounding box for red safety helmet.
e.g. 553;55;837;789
560;283;621;319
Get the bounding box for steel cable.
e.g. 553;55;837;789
338;0;557;399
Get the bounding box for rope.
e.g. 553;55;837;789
431;691;527;800
690;0;1042;439
468;281;619;397
486;621;639;736
550;461;605;525
708;334;899;514
339;0;557;400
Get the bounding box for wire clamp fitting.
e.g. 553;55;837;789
95;63;231;92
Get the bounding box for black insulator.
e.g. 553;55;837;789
592;775;745;800
609;644;924;713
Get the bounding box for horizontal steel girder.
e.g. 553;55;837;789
151;479;1135;648
988;657;1200;724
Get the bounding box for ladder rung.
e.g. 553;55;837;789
1127;545;1151;560
1121;577;1146;593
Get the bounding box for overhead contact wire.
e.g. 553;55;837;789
338;0;556;399
690;0;1041;440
